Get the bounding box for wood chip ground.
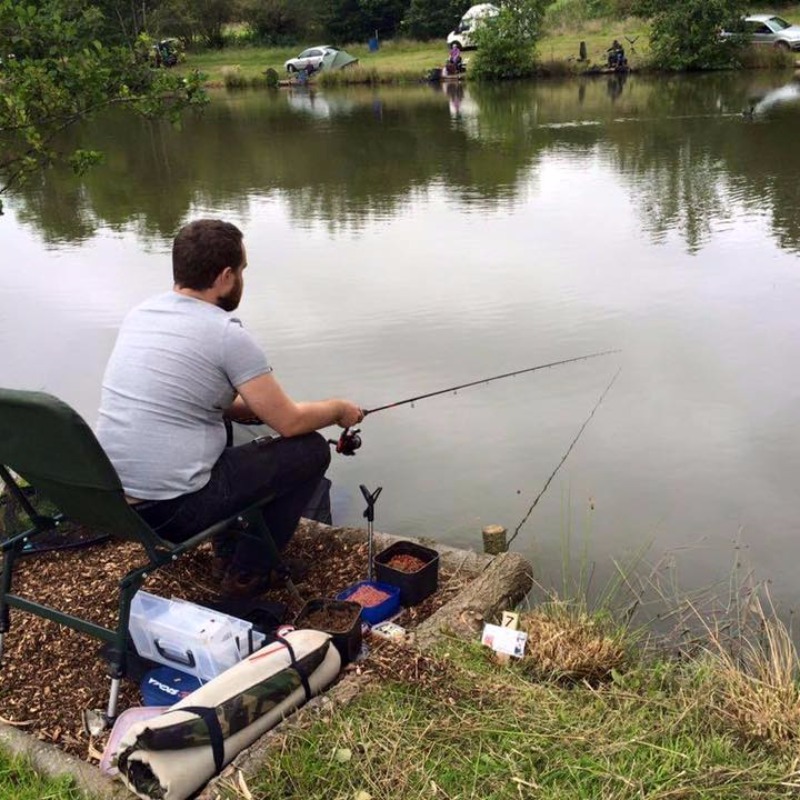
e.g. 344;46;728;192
0;527;468;761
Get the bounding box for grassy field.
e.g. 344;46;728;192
181;3;800;87
184;31;650;87
185;40;448;87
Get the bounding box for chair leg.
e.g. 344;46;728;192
107;677;122;720
0;537;20;658
101;568;148;723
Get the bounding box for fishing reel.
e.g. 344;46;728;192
329;427;362;456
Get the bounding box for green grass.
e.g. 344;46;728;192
183;40;447;86
537;19;650;65
0;751;82;800
242;636;800;800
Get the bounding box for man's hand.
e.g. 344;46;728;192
336;400;364;428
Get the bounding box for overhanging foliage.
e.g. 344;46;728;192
0;0;207;213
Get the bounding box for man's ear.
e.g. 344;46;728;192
214;266;236;288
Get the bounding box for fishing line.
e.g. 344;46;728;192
507;367;622;548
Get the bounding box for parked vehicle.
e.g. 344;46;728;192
446;4;500;50
722;15;800;51
284;46;338;73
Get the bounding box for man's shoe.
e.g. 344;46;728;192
211;554;232;583
276;556;310;584
220;568;272;598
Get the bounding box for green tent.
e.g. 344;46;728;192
321;49;359;71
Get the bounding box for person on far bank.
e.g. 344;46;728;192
446;42;462;74
95;219;363;597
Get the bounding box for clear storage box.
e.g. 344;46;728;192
129;591;262;682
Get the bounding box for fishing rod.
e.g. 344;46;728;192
331;348;620;455
507;366;622;548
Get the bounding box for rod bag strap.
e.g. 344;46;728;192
275;634;312;701
181;705;225;774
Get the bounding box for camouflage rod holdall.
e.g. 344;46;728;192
114;629;341;800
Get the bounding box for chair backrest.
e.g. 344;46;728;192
0;389;166;548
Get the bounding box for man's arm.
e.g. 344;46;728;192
236;372;363;437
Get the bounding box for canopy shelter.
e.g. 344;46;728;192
321;49;359;71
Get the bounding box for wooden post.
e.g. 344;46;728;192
482;524;507;555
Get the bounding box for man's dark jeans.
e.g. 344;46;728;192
134;432;331;572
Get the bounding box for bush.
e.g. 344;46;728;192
634;0;748;71
471;0;549;81
221;65;248;88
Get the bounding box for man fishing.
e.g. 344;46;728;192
95;219;363;597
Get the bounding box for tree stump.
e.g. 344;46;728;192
481;524;507;554
414;551;533;650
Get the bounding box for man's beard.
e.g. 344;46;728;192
217;282;242;312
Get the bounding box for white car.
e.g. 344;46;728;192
722;15;800;51
284;46;337;73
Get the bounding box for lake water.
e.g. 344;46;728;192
4;71;800;620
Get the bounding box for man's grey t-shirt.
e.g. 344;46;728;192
96;292;271;500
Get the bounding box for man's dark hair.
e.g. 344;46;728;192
172;219;244;290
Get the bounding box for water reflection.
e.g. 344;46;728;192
6;72;800;616
6;73;800;253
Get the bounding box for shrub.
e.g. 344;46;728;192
634;0;748;71
221;65;248;88
471;0;549;80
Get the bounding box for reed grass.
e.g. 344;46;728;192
737;44;797;71
316;64;429;87
221;66;250;90
518;602;628;683
691;592;800;749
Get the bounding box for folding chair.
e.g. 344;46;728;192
0;389;282;724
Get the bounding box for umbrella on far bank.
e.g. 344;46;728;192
321;49;359;71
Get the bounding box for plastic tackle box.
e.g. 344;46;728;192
129;591;262;682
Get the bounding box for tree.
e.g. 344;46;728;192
470;0;548;80
314;0;410;43
634;0;748;70
239;0;314;45
0;0;206;214
149;0;237;49
403;0;463;40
